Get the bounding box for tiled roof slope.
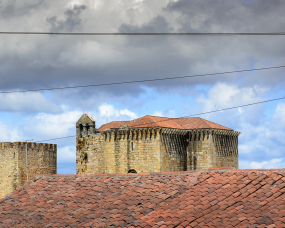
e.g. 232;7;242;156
1;168;285;227
98;115;233;131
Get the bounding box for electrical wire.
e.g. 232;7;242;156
186;96;285;117
1;32;285;36
35;136;76;143
1;65;285;94
34;95;285;142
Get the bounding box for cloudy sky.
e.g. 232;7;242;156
1;0;285;174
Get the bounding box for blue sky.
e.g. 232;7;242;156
0;0;285;174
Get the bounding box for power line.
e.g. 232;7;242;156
186;96;285;117
1;32;285;36
34;95;285;142
35;135;76;143
1;65;285;94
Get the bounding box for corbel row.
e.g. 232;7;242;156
212;129;241;137
188;129;213;141
102;128;162;141
213;134;238;157
161;128;188;135
161;129;188;155
187;129;241;141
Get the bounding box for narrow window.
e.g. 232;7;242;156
79;124;83;136
131;142;133;151
86;124;90;136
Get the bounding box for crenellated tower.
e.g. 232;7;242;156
0;142;57;199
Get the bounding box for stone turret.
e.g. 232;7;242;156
76;113;96;137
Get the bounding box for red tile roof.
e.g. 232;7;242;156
1;168;285;227
98;115;232;131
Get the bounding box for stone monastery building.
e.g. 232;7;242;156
76;113;241;174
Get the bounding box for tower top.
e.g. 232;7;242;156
76;113;95;127
76;113;96;136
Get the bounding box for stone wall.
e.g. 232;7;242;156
187;130;216;170
76;128;240;174
0;143;18;199
76;134;105;174
187;130;239;170
0;142;57;199
77;129;163;174
212;130;239;168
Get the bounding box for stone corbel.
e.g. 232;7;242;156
150;129;154;139
143;129;147;140
138;130;142;140
147;129;151;139
130;130;133;140
200;131;204;141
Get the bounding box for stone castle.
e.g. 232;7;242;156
0;142;57;198
0;113;240;198
76;113;241;174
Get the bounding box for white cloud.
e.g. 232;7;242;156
153;111;163;116
0;93;60;113
0;121;22;142
99;103;137;120
196;83;269;127
23;110;83;139
58;146;76;163
250;161;268;169
250;158;282;169
119;109;137;119
272;103;285;129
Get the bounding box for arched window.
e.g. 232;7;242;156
86;124;90;136
128;169;137;173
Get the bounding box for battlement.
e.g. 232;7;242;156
1;142;57;150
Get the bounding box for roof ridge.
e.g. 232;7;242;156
129;115;159;128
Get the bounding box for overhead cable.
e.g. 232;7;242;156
1;65;285;94
35;136;76;143
1;32;285;36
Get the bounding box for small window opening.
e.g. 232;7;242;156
128;169;137;173
131;142;133;151
86;124;90;136
79;124;83;136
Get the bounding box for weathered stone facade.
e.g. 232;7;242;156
0;142;57;198
76;114;240;174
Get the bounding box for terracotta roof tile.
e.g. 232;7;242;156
97;115;232;131
2;168;285;227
